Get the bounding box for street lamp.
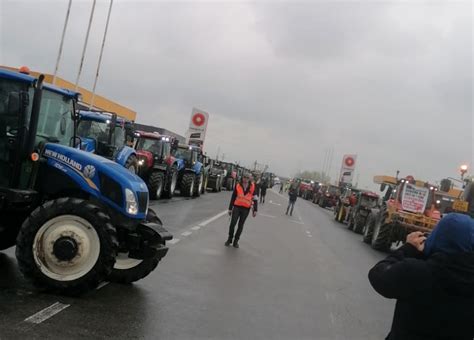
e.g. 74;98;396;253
460;164;468;180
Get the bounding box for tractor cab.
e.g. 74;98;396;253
134;131;173;169
77;110;138;173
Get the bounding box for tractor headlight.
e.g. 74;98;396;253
125;189;138;215
138;159;145;166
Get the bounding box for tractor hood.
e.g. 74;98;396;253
42;143;149;220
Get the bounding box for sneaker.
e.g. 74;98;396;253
233;241;239;248
225;240;232;246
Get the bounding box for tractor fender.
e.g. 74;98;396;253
115;146;137;167
42;143;149;220
192;162;203;175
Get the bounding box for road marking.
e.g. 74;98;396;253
259;213;276;219
181;231;192;237
269;200;281;206
168;238;180;245
198;210;228;227
191;226;201;231
290;220;304;225
308;235;313;237
24;302;70;324
96;281;109;290
305;231;311;234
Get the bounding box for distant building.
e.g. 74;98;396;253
134;123;186;144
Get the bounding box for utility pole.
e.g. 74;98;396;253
90;0;114;109
53;0;72;85
75;0;96;91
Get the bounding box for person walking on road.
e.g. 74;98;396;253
260;179;268;204
369;213;474;340
226;173;258;248
286;186;298;216
279;181;284;193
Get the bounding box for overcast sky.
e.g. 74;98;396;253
1;0;472;189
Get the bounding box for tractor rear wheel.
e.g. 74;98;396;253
181;173;195;197
15;198;117;295
202;175;208;195
347;216;354;231
148;171;164;200
194;173;203;197
363;213;375;244
371;213;392;251
109;209;164;284
125;155;138;174
353;216;365;234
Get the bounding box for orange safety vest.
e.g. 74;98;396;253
234;183;255;208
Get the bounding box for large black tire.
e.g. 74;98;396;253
353;215;365;234
148;171;164;200
193;173;203;197
363;213;376;244
109;209;164;284
347;215;355;231
371;213;392;251
181;173;195;197
162;165;178;199
226;178;233;191
201;175;208;195
15;198;117;295
125;155;138;174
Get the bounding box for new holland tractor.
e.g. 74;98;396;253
133;131;179;200
76;110;138;173
171;143;203;197
363;175;444;251
0;68;171;294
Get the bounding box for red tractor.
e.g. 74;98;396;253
134;131;179;199
317;185;341;208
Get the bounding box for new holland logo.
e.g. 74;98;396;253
83;165;96;179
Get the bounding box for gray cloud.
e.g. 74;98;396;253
1;0;472;189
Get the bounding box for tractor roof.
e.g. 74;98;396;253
135;130;163;140
79;110;130;125
361;191;379;198
0;68;79;99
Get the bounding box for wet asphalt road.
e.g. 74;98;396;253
0;189;394;340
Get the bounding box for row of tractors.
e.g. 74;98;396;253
294;174;473;252
0;67;261;295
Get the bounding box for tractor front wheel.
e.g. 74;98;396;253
363;213;375;244
181;173;195;197
353;216;366;234
148;171;164;200
163;166;178;199
15;198;117;295
194;173;203;197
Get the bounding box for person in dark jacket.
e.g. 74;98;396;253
286;187;298;216
260;179;268;204
226;173;258;248
368;213;474;340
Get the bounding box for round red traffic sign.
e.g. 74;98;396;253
192;113;206;127
345;156;355;167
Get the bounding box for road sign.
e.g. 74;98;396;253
339;154;357;185
185;107;209;148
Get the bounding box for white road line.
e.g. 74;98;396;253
269;201;281;206
308;235;313;237
259;213;276;219
96;281;109;290
191;226;201;231
329;312;336;326
181;231;192;237
290;220;304;225
198;210;228;227
167;238;180;245
24;302;70;324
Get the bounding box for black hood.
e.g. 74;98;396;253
430;252;474;298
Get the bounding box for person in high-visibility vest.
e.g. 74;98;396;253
226;173;258;248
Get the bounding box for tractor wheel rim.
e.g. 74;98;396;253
198;175;203;192
157;180;163;198
190;179;194;194
373;220;381;241
33;215;101;282
114;252;143;270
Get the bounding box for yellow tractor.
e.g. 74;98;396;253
362;175;461;251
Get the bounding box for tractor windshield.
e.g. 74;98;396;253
77;120;109;144
137;138;163;156
360;195;378;208
35;89;75;147
174;147;192;162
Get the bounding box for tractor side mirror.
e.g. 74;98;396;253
380;183;387;192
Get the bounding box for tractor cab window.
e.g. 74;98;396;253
360;195;378;208
36;90;75;147
174;148;192;162
113;125;126;147
162;142;171;158
77;120;109;143
137;138;163;156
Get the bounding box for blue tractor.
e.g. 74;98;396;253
76;110;139;174
0;68;171;295
171;143;203;197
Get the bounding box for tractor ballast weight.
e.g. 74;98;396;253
134;131;179;200
0;68;171;294
76;110;138;173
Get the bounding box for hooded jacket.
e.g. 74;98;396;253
369;213;474;340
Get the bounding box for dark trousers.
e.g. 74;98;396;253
286;200;296;215
228;206;250;242
260;191;266;203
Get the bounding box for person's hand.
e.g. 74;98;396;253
406;231;427;252
228;209;232;216
253;211;257;218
